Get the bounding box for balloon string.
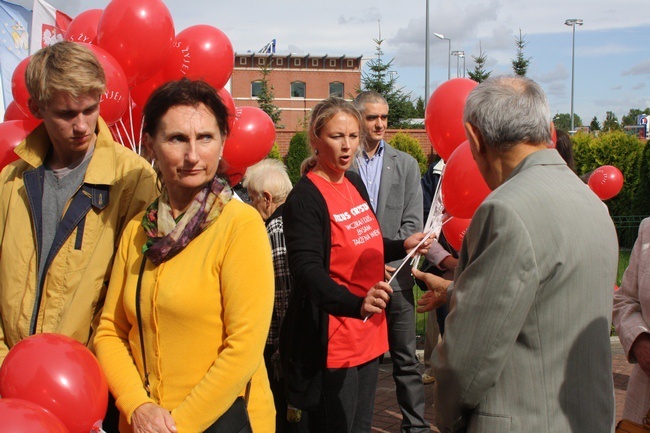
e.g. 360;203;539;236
127;95;136;152
413;163;446;265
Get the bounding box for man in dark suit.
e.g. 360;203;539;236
414;76;618;433
352;92;428;433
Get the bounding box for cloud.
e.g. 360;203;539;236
338;8;382;26
580;43;636;57
535;64;569;84
623;58;650;76
632;82;646;90
612;85;624;90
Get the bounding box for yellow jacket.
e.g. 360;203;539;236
0;117;157;362
95;199;275;433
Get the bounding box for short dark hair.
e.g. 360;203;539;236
142;78;231;138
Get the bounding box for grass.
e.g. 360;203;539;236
414;249;633;338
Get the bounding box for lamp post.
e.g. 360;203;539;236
451;50;464;78
425;0;430;106
565;18;583;133
434;32;451;80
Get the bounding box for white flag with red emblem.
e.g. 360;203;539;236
29;0;71;54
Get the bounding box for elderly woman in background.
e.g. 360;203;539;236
280;96;429;433
95;78;275;433
243;159;308;433
614;218;650;424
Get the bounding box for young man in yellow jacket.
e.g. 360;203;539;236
0;41;157;429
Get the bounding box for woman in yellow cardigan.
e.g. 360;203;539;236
95;79;275;433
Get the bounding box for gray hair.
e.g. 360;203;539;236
463;76;552;152
243;159;292;203
353;91;387;113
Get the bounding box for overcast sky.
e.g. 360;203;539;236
54;0;650;125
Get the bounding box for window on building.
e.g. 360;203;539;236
347;59;354;68
329;59;336;67
239;57;247;66
329;82;344;97
251;81;263;97
312;59;319;67
293;58;301;67
258;58;265;66
276;58;283;66
291;81;306;98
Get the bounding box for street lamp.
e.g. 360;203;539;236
451;50;464;78
434;32;451;80
565;18;583;133
425;0;430;105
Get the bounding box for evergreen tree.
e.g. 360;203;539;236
511;29;531;77
467;42;491;83
414;97;425;118
285;131;310;184
590;116;601;131
360;36;416;128
256;60;283;127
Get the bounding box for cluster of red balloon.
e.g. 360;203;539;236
424;78;484;251
0;333;108;433
2;0;275;184
588;165;624;201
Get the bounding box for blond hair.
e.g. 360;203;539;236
26;41;106;105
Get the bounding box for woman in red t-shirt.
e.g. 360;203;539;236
281;97;428;433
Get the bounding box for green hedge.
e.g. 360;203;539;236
572;131;649;247
388;132;428;175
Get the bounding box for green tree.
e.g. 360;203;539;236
266;143;283;162
467;42;491;83
511;29;531;77
553;113;583;131
602;111;621;132
256;60;283;127
590;116;601;131
414;97;425;118
285;131;310;184
360;36;416;128
388;132;428;175
622;108;650;126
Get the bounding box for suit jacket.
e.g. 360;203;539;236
613;218;650;423
433;149;618;433
352;142;423;291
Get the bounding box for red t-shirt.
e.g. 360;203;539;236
308;172;388;368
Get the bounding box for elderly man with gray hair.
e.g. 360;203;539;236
244;159;307;433
413;76;618;433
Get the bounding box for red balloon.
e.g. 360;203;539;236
588;165;624;201
225;165;245;186
217;87;236;131
11;56;31;118
425;78;478;161
97;0;175;86
0;120;42;170
223;107;275;169
549;123;557;148
441;140;492;219
3;101;36;122
130;69;167;107
0;399;69;433
0;333;108;433
164;25;234;90
441;214;471;252
83;44;129;125
614;284;619;291
64;9;102;44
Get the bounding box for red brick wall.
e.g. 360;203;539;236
274;129;438;161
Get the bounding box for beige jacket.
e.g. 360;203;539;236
0;117;157;362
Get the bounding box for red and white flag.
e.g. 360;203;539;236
29;0;71;54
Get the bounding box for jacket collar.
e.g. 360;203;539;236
506;148;566;182
15;116;119;186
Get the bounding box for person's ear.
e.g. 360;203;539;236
262;191;273;206
464;122;485;156
142;133;156;160
28;99;42;119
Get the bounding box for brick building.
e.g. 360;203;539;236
230;52;363;130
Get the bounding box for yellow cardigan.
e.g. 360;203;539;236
95;199;275;432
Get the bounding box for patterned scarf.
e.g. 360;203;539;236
141;176;232;265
